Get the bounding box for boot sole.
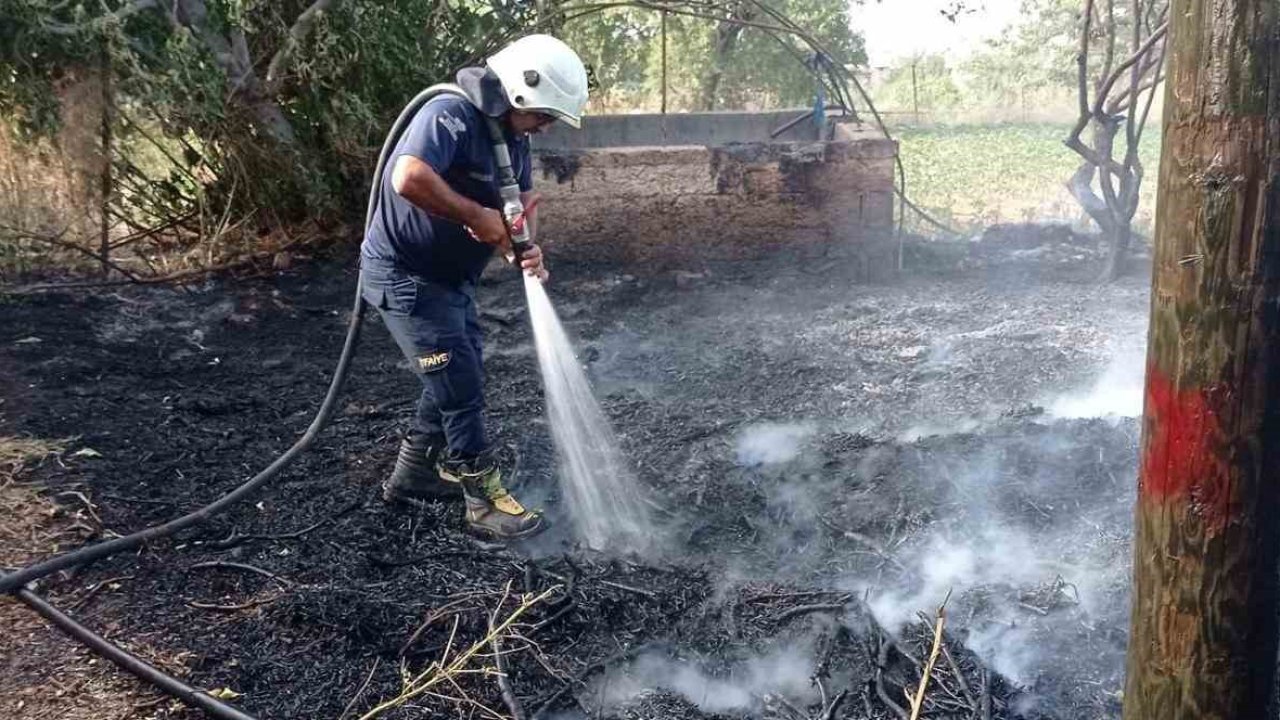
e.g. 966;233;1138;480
381;484;462;508
466;515;547;541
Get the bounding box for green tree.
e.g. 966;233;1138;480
564;0;866;112
559;7;656;111
1;0;865;258
1;0;539;220
962;0;1081;108
875;55;963;115
706;0;866;109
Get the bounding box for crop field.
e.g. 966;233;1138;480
892;123;1163;236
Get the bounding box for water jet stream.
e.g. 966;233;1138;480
524;274;653;551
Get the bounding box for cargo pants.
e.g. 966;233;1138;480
359;262;487;457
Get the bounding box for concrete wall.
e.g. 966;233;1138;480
533;109;838;149
532;117;899;276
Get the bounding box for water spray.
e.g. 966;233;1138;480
481;116;654;551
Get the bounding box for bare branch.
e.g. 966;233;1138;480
1125;0;1141;149
264;0;341;96
170;0;297;144
1093;21;1169;116
1093;117;1125;204
116;107;202;188
0;224;139;280
1097;0;1118;98
1067;164;1115;233
1105;49;1165;114
1071;0;1097;145
227;28;254;95
1130;38;1166;164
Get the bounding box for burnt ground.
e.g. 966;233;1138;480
2;226;1148;720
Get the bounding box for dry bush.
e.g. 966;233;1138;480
0;435;76;568
0;73;107;277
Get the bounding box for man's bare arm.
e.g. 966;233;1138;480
391;155;509;250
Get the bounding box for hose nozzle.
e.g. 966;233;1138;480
485;116;535;270
500;185;538;266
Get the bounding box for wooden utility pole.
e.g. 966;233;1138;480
661;11;668;114
1123;0;1280;718
911;59;920;124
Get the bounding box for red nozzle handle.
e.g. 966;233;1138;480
509;197;541;235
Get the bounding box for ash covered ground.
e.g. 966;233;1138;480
2;227;1147;719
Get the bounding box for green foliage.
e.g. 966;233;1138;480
875;55;964;114
563;0;865;111
962;0;1080;105
287;0;539;205
1;0;865;236
0;0;540;222
559;8;657;110
708;0;866;108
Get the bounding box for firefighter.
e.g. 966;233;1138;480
359;35;589;540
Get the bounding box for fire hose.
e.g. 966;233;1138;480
1;84;533;719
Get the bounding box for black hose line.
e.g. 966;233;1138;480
1;85;465;719
15;589;260;720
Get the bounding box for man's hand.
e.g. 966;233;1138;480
466;207;512;252
518;243;549;282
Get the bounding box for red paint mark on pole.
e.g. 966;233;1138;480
1140;364;1235;534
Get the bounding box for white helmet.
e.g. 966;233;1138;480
486;35;589;129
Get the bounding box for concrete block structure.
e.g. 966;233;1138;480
531;111;898;275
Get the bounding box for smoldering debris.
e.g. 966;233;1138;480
735;422;816;466
586;641;820;715
1047;343;1146;420
3;239;1155;720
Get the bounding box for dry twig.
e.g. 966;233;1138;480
338;658;382;720
529;642;654;720
492;624;524;720
907;590;952;720
206;499;361;550
774;598;852;624
356;585;555;720
819;688;849;720
188;560;296;587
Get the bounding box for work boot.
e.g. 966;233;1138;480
438;451;545;540
381;432;461;506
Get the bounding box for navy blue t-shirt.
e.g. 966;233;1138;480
361;93;533;285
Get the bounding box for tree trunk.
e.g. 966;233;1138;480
1068;161;1114;229
1103;219;1131;281
700;14;745;111
1122;0;1280;718
174;0;297;147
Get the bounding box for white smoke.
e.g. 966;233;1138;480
898;416;983;442
1048;344;1147;420
590;643;818;714
851;391;1137;691
735;422;815;466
